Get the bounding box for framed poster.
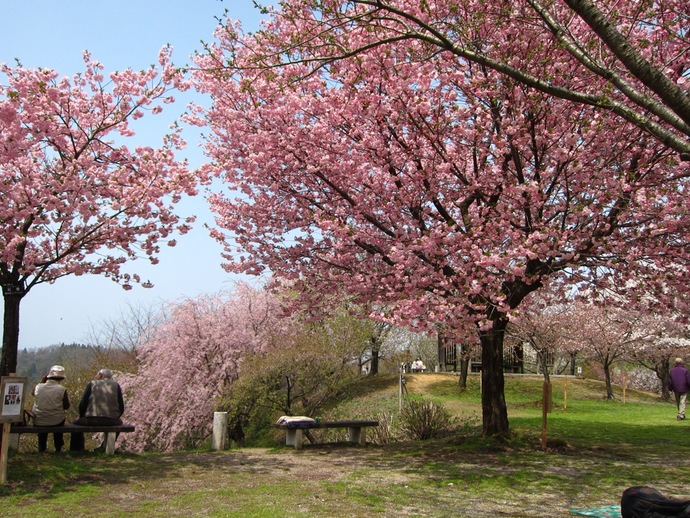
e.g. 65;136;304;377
0;376;27;423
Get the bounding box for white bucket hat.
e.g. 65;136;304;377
47;365;66;380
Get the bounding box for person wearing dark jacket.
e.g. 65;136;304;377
69;368;125;451
669;358;690;421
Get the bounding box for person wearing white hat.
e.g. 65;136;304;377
32;365;70;452
669;358;690;421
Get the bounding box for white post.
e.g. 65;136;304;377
104;432;117;455
212;412;228;451
399;367;403;412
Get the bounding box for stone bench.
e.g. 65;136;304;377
275;419;379;449
10;424;135;454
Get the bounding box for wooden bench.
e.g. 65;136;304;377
10;424;135;454
275;419;379;450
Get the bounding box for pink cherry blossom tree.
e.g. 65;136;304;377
437;325;480;388
234;0;690;159
119;283;291;452
189;3;690;435
623;312;690;400
506;295;575;383
0;48;202;375
561;302;654;399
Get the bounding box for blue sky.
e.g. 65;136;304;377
1;1;273;349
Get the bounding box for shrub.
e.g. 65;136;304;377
217;316;365;446
369;411;396;445
399;398;456;440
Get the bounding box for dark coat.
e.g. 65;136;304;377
669;365;690;393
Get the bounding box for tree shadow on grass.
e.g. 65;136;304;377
4;422;689;515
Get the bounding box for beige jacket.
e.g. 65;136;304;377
32;380;69;426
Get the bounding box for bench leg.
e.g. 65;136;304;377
348;427;366;446
104;432;117;455
294;429;304;449
285;429;304;449
8;433;20;451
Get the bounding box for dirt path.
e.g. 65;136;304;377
60;442;616;517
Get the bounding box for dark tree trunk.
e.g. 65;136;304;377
1;286;26;376
368;330;386;376
513;344;524;373
656;359;671;401
479;318;510;436
458;356;469;389
284;376;293;414
570;352;577;376
538;349;551;384
369;347;379;375
603;361;615;399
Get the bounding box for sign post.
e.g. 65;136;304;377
541;381;552;450
564;376;568;410
0;375;28;484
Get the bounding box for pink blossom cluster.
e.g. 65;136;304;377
119;283;293;452
0;48;202;290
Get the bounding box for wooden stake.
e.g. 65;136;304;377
0;422;10;484
623;376;627;404
564;376;568;411
399;369;403;412
541;382;550;450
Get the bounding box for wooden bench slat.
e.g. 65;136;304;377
10;424;135;455
11;424;135;434
274;420;378;430
314;420;379;429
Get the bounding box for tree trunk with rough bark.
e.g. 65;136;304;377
479;319;510;436
369;348;379;376
603;361;615;399
1;286;26;376
458;356;469;389
656;360;671;401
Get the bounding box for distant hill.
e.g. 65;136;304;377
17;344;103;383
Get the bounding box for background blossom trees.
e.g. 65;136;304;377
120;283;290;452
190;1;690;435
120;285;386;451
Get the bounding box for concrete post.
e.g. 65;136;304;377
212;412;228;450
104;432;117;455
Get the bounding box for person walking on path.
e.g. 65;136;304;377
32;365;70;452
669;358;690;421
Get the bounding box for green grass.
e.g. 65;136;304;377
1;373;688;517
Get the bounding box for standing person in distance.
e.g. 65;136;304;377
32;365;70;452
669;358;690;421
69;368;125;451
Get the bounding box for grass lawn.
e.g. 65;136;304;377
1;374;687;517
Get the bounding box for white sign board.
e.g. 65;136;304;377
0;377;27;423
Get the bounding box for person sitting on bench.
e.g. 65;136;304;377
32;365;70;452
70;368;125;452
